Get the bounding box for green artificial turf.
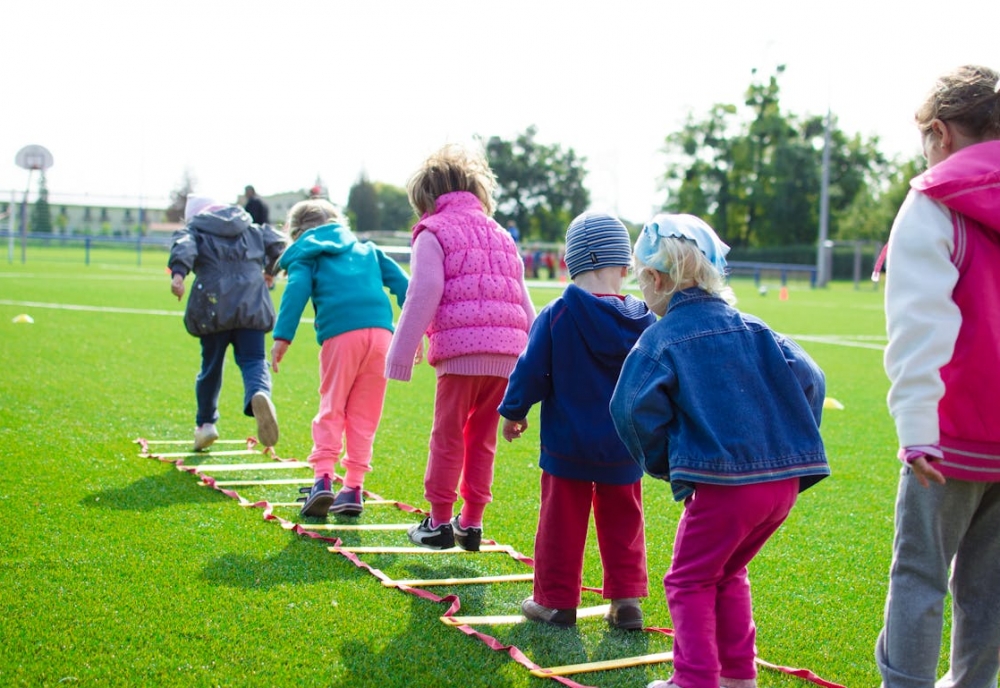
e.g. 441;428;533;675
0;252;942;687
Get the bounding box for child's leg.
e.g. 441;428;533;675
231;328;271;417
665;480;796;688
455;375;507;526
948;482;1000;687
340;329;391;489
424;374;472;525
195;331;232;426
532;472;593;610
593;479;648;600
307;333;363;479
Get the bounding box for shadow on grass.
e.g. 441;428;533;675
200;538;351;588
81;472;223;511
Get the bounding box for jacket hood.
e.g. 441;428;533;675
912;139;1000;232
279;222;357;267
562;283;654;365
189;205;253;238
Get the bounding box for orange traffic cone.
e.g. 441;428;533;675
779;286;789;301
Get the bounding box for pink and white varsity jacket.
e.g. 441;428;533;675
884;139;1000;480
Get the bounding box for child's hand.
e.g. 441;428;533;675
910;455;946;488
170;274;185;300
413;340;424;366
502;418;527;442
270;340;289;373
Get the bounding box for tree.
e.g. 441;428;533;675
375;182;415;233
347;172;379;233
30;171;53;233
838;155;922;242
483;126;591;242
165;169;197;223
660;68;887;248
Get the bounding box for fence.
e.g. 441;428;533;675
2;231;174;267
726;261;817;287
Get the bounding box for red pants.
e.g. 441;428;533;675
532;471;648;609
424;374;507;525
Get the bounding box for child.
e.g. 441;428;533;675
875;65;1000;688
498;211;657;629
609;213;829;688
385;143;535;550
270;199;409;517
168;195;286;451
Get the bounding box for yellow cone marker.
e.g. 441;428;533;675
823;397;844;410
12;314;34;324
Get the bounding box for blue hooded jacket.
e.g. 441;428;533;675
499;283;657;484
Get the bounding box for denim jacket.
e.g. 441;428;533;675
610;288;829;501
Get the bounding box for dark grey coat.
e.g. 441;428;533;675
168;206;287;337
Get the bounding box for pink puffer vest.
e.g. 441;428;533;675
413;192;529;365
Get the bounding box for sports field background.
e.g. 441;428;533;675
0;247;928;687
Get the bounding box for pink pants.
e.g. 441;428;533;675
308;328;391;489
424;374;507;526
533;471;648;609
665;479;798;688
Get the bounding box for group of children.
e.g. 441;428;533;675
167;64;1000;688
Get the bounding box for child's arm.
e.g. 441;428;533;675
777;334;827;427
498;307;553;427
610;347;675;479
261;224;289;276
271;259;314;350
385;232;444;382
167;226;197;297
517;275;536;329
376;248;410;309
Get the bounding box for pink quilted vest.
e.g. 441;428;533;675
413;192;529;365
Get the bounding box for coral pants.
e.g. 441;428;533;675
308;328;391;489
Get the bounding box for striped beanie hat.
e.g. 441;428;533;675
563;211;632;278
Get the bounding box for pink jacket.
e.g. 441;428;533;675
885;140;1000;480
385;192;534;381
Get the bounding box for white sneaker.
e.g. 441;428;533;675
193;423;219;451
251;392;279;447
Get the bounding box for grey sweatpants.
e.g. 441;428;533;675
876;467;1000;688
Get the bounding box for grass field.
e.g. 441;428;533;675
0;248;922;687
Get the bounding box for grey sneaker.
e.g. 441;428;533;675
251;392;279;447
193;423;219;451
298;475;335;517
330;486;364;516
450;515;482;551
407;517;455;549
521;597;576;627
605;598;643;630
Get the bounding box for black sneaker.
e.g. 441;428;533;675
450;515;482;552
407;517;455;550
330;486;364;516
298;475;335;517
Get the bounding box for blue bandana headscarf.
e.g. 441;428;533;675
634;213;730;275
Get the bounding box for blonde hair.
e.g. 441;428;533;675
285;199;345;241
406;143;498;217
916;64;1000;140
634;236;736;305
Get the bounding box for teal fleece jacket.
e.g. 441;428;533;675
272;222;409;345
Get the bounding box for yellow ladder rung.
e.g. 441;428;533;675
301;523;413;531
385;573;534;587
330;544;513;554
442;604;610;626
192;461;309;472
530;651;674;677
207;478;314;487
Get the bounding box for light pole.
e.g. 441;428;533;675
14;144;54;265
816;108;832;287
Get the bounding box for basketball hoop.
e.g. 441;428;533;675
15;144;54;171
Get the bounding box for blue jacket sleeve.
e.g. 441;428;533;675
272;259;314;343
498;307;553;420
610;347;675;480
777;334;826;427
377;249;410;309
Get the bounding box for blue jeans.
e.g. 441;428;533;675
195;329;271;426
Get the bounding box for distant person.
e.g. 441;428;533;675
875;65;1000;688
499;211;657;630
611;213;829;688
506;219;520;243
270;199;409;517
243;185;269;225
168;195;286;451
385;143;535;551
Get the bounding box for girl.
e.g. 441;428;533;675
270;199;409;517
876;65;1000;688
385;143;535;551
609;213;829;688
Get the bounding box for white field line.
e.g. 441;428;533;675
790;334;886;351
0;298;315;322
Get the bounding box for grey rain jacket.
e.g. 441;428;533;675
168;205;287;336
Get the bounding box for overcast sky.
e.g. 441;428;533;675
2;0;998;223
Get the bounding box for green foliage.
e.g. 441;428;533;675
0;252;937;688
374;182;416;233
484;126;591;242
662;67;893;248
346;172;379;233
30;171;53;233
